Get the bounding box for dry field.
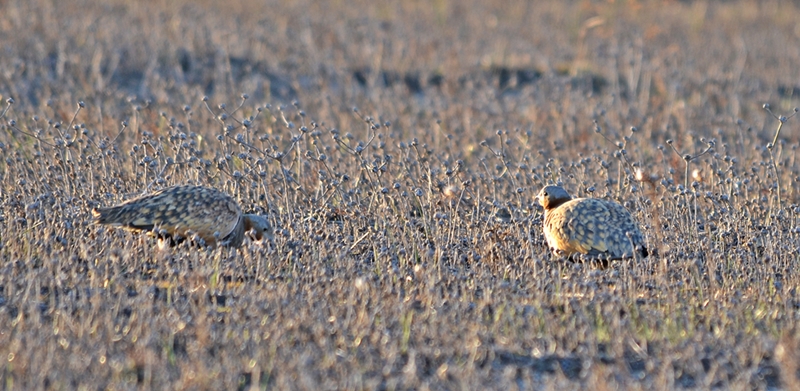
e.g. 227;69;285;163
2;0;800;389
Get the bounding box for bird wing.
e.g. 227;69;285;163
565;199;613;257
604;201;644;257
187;192;241;245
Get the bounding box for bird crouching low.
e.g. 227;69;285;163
536;185;648;263
92;185;273;248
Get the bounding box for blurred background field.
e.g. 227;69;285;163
1;0;800;389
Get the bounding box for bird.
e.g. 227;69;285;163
536;185;647;262
92;185;272;248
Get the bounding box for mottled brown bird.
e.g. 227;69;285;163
536;185;647;262
92;185;272;248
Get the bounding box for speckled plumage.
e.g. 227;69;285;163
92;185;272;247
536;185;647;261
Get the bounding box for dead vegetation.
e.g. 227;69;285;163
1;0;800;389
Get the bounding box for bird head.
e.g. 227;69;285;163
243;214;274;242
536;185;573;210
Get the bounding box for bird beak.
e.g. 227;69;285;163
246;229;275;246
245;228;260;241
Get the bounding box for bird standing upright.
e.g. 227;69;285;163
536;185;647;262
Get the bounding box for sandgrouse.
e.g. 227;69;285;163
92;185;272;248
536;185;647;262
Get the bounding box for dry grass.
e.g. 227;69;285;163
1;0;800;389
